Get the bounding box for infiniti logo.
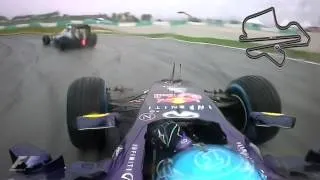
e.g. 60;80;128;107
121;144;138;180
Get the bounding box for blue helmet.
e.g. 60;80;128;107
156;144;267;180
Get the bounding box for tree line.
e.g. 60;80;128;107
0;12;153;22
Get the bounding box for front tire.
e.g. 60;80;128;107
226;75;281;145
59;42;66;51
42;35;50;45
66;77;108;149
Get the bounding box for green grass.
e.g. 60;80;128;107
0;26;114;35
140;33;259;48
0;27;64;34
139;34;320;62
0;27;319;62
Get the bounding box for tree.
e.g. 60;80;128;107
124;12;130;18
128;15;139;22
111;13;118;22
0;15;8;21
117;13;123;21
230;19;241;24
141;14;152;21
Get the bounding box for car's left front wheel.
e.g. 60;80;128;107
42;35;50;45
59;42;66;51
67;77;108;150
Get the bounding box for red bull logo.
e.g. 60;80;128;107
154;93;202;104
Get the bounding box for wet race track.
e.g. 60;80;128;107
0;34;319;177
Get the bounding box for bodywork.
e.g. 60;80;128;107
7;80;320;180
44;24;94;49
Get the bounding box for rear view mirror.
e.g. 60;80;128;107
250;112;296;129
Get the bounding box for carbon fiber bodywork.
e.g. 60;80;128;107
7;80;320;180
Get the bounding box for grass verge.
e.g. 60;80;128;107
0;27;114;35
139;33;320;62
0;27;319;62
0;27;64;35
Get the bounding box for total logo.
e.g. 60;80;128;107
154;93;202;105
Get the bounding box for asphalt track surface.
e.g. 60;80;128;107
0;34;319;178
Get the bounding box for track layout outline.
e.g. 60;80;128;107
239;7;311;67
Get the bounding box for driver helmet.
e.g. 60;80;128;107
156;144;267;180
66;25;72;31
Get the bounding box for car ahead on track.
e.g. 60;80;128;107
7;64;320;180
42;24;97;51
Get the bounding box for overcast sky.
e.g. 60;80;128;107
2;0;320;25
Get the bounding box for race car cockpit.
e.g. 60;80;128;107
142;119;266;180
55;26;73;39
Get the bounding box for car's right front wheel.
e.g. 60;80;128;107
225;75;282;145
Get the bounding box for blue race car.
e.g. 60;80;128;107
7;63;320;180
42;24;97;51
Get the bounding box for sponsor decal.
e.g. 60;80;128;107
236;142;254;163
138;112;156;121
10;156;30;171
129;98;144;103
154;93;202;105
176;136;193;151
148;104;213;112
162;82;182;87
163;110;200;119
167;87;187;93
10;156;45;172
112;145;124;159
121;144;138;180
121;173;133;180
180;138;190;145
